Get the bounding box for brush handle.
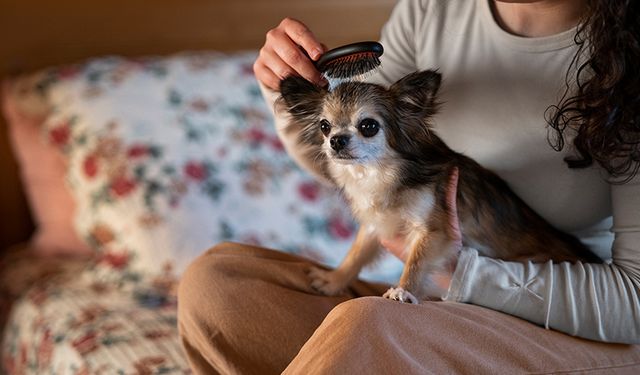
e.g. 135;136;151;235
315;41;383;71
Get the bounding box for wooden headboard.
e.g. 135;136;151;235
0;0;397;250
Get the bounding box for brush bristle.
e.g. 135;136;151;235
321;52;381;79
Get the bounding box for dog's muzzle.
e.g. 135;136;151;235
330;134;350;152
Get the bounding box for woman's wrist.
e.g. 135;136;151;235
443;247;477;302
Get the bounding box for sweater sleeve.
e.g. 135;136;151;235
445;176;640;344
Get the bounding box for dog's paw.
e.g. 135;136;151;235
383;287;419;304
308;267;348;296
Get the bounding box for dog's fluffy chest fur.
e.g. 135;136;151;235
330;163;435;240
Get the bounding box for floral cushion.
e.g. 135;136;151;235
34;51;402;283
2;268;188;374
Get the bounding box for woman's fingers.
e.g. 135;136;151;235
252;61;281;91
259;48;296;80
255;17;326;90
445;167;462;243
279;17;324;60
267;28;323;84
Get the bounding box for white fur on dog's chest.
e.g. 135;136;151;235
331;164;436;239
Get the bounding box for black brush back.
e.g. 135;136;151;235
316;41;383;79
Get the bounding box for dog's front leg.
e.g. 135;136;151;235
309;226;381;296
384;227;458;303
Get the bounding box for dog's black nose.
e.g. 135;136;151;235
330;134;350;151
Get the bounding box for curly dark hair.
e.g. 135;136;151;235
547;0;640;182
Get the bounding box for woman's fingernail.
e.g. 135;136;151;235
312;48;323;60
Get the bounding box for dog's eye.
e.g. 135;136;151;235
320;119;331;136
358;118;379;138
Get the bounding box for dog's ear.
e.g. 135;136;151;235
385;70;442;156
278;75;327;121
389;70;441;120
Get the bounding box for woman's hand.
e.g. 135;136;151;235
253;18;327;90
380;168;463;293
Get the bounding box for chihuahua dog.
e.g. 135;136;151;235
277;70;600;303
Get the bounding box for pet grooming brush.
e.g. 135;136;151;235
315;41;384;80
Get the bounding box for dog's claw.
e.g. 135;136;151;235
383;287;419;304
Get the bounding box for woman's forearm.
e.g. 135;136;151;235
446;248;640;344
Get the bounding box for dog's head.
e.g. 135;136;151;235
278;70;441;165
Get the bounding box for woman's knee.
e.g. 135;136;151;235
285;298;397;373
179;242;235;297
177;242;249;322
178;241;297;319
324;297;393;330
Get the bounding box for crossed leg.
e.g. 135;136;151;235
178;242;640;375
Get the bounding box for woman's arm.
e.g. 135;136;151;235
254;16;331;184
446;177;640;344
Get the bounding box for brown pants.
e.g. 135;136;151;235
177;242;640;374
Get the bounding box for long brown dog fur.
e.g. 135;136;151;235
277;70;601;303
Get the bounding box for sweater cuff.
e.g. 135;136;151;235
443;248;551;327
444;247;478;302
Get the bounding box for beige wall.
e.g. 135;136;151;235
0;0;396;76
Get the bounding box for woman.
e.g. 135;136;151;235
178;0;640;373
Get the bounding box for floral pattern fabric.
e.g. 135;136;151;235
38;51;402;281
2;268;188;374
2;51;403;373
